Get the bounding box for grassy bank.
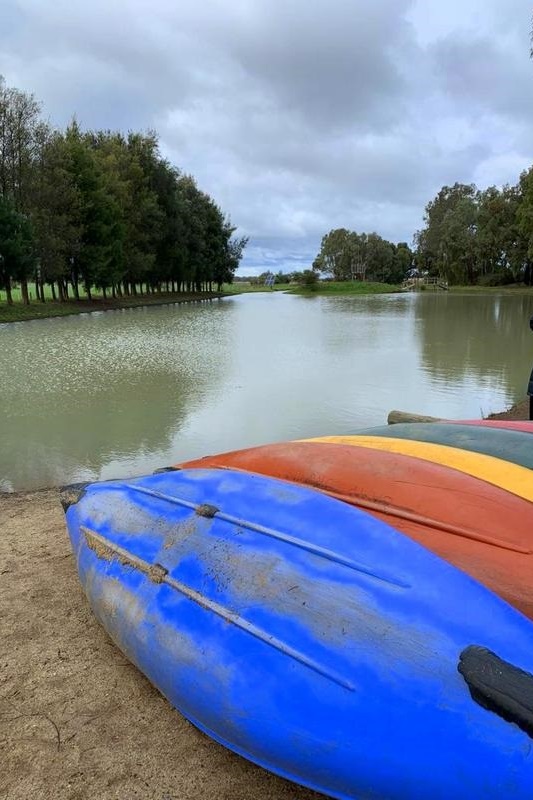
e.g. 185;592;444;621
0;290;226;324
291;280;401;296
6;279;531;324
222;282;292;294
0;280;302;323
447;284;533;294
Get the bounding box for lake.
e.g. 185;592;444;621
1;290;532;491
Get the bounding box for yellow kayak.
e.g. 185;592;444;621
301;435;533;504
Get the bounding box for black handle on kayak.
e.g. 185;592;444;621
458;645;533;738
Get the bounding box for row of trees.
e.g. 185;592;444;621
0;77;247;305
312;229;413;284
414;181;533;285
313;172;533;286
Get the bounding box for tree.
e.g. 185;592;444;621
365;234;394;282
0;196;36;304
296;269;319;289
0;77;41;209
0;76;42;302
476;184;527;283
415;183;478;283
313;229;365;280
220;231;248;290
64;122;120;299
516;169;533;284
0;76;248;305
391;243;413;283
31;126;82;300
313;229;407;284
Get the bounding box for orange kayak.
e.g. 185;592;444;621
176;441;533;619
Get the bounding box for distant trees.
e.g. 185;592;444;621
314;174;533;287
296;269;319;289
414;181;532;285
313;229;413;284
0;196;36;304
0;77;247;304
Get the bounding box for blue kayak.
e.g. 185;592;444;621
61;469;533;800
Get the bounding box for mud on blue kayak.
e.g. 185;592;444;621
61;469;533;800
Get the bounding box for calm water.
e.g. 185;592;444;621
1;291;533;491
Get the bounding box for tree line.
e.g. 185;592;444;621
0;77;247;305
313;174;533;286
413;181;533;285
313;229;413;284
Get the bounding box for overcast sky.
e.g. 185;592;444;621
1;0;532;274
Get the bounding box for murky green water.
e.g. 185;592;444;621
1;291;532;490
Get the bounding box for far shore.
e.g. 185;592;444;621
3;280;533;324
0;290;227;325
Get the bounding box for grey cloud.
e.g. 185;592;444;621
1;0;533;274
431;35;533;125
211;0;415;131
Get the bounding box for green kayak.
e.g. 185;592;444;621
355;422;533;471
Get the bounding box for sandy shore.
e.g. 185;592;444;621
0;489;320;800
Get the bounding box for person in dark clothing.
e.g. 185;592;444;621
529;316;533;420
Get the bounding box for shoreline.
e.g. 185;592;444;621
0;291;227;324
4;282;533;324
486;398;529;420
1;399;528;497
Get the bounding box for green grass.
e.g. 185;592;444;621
222;282;292;293
0;283;103;304
0;288;227;324
290;280;401;295
447;284;533;294
226;280;400;296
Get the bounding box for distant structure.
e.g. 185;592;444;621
264;272;276;288
402;275;448;291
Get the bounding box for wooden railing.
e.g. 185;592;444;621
402;276;448;291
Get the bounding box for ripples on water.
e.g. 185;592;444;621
1;292;532;490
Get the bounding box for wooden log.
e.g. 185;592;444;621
387;410;445;425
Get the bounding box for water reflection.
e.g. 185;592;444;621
415;293;533;400
1;291;532;490
0;300;233;489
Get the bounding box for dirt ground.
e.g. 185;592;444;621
0;490;321;800
486;398;530;420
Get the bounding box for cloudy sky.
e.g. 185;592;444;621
1;0;532;274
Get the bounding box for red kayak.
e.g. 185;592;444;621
175;441;533;619
455;420;533;434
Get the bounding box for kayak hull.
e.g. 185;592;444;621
456;420;533;434
177;441;533;618
355;422;533;470
305;434;533;504
63;469;533;800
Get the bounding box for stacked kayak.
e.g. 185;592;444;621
62;468;533;800
454;419;533;434
351;422;533;470
177;432;533;618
